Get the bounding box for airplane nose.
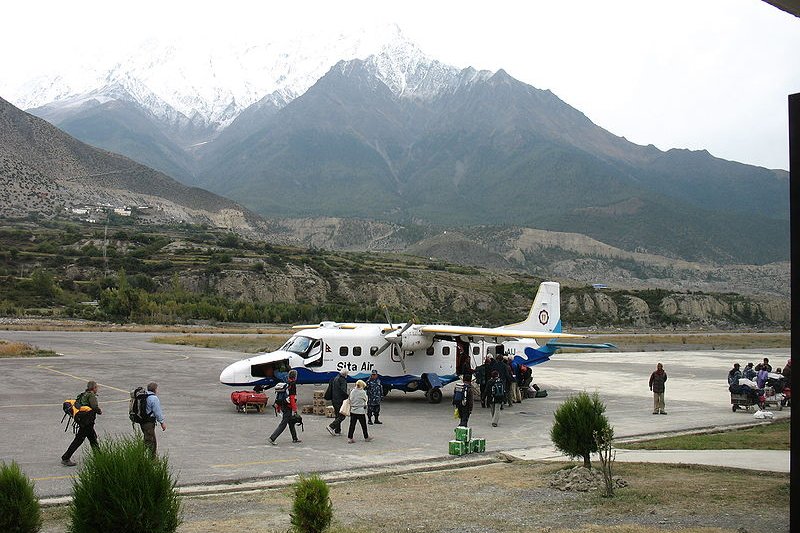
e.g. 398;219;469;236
219;362;238;385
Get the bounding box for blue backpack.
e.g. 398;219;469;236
452;384;466;406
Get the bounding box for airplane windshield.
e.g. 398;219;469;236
281;335;313;355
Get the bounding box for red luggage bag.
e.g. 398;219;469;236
231;390;268;413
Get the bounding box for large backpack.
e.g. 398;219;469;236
273;382;289;414
61;392;93;433
452;384;466;406
491;379;506;401
129;387;154;425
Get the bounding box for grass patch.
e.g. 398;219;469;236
618;419;790;450
151;334;287;353
0;339;58;358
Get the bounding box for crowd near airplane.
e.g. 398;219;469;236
219;282;614;403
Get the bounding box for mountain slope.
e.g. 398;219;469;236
0;97;263;231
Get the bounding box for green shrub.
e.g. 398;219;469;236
67;435;181;533
0;460;42;533
290;474;333;533
550;391;613;468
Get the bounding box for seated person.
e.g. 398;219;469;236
743;362;757;380
727;363;742;387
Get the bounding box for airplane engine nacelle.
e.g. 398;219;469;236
400;332;433;352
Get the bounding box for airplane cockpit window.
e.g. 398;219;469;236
281;335;313;356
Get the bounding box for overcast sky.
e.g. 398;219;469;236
2;0;798;170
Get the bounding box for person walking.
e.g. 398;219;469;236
456;373;474;427
509;357;522;403
487;370;503;427
366;369;383;424
269;370;301;445
140;382;167;456
61;381;101;466
327;369;349;436
475;357;490;407
649;362;668;414
347;380;372;443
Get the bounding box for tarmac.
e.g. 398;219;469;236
0;330;790;504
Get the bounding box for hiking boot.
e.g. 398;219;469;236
326;426;335;436
652;411;659;415
365;437;373;442
347;438;355;444
375;420;382;424
268;439;277;446
292;439;302;443
492;423;498;427
368;419;373;425
61;458;76;467
660;411;668;415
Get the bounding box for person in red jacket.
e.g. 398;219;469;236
268;370;301;445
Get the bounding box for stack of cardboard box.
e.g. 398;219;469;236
449;426;486;455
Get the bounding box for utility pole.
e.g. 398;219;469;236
103;219;109;276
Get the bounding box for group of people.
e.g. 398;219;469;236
61;381;166;467
453;348;541;429
727;357;791;404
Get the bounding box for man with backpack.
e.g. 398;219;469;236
487;370;505;427
327;369;349;436
138;382;166;456
269;370;301;445
61;381;101;466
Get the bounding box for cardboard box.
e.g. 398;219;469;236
301;405;314;414
448;440;466;456
313;406;326;415
471;438;486;453
313;390;325;399
313;398;327;407
454;426;472;443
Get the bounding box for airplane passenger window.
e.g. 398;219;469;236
353;346;362;356
472;346;480;355
426;347;434;355
339;346;348;356
442;346;450;356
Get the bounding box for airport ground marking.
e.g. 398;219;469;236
32;474;75;481
35;363;130;393
0;398;129;410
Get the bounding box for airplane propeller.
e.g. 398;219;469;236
374;310;414;371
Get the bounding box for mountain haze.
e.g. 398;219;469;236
9;30;789;265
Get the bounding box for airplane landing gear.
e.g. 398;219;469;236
427;387;442;404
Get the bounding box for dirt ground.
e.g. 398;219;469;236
40;459;790;533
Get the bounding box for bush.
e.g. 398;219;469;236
290;474;333;533
0;460;42;533
550;391;613;468
67;435;181;533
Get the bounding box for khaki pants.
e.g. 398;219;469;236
652;392;665;414
140;422;158;456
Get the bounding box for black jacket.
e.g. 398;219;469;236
331;375;349;405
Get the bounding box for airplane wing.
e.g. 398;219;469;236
418;325;585;341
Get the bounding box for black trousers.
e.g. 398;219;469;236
329;401;346;433
347;414;369;439
62;423;98;460
270;409;298;442
459;408;471;428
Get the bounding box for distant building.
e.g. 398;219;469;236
113;207;132;216
592;283;609;290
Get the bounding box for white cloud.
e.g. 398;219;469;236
2;0;797;169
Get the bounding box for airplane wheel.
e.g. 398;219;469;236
428;388;442;404
382;385;391;398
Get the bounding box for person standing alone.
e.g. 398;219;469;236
141;382;167;456
269;370;301;445
366;369;383;424
61;381;102;466
649;363;668;415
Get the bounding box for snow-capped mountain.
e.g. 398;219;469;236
8;24;459;133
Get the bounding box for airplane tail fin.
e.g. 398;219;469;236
503;281;561;333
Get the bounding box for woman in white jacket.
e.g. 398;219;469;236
347;380;372;443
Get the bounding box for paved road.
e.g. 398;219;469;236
0;330;790;498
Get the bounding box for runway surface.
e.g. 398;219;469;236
0;330;789;498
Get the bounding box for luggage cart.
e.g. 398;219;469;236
730;391;762;412
762;386;784;411
230;390;269;413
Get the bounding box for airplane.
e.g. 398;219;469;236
219;281;615;403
